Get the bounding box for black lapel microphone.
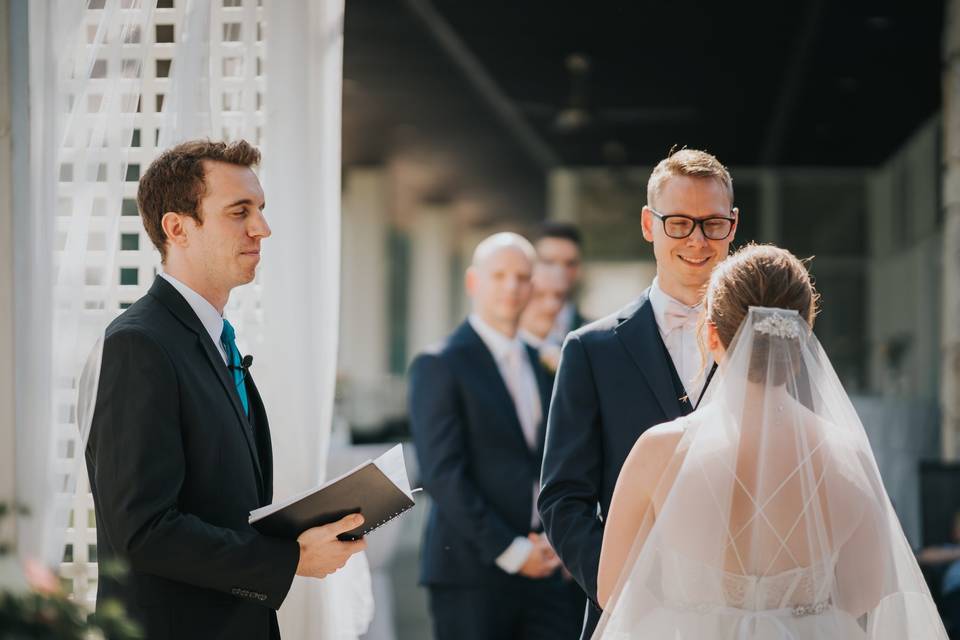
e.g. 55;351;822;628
228;355;254;380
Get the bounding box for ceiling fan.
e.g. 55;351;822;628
518;53;698;135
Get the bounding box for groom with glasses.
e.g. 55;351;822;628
538;148;738;639
84;140;366;640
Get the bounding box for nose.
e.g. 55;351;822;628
249;209;272;239
685;222;708;246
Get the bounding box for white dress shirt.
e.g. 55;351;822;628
518;328;545;350
648;277;713;406
545;301;576;347
468;314;543;574
159;272;228;365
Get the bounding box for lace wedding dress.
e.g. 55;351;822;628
594;308;946;640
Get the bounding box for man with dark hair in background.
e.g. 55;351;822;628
85;139;366;639
519;264;570;376
535;222;588;345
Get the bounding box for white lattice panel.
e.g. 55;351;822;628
55;0;267;606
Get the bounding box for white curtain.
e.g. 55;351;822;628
260;2;373;638
19;0;154;587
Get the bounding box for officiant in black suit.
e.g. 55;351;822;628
84;140;366;640
538;148;739;639
409;232;584;640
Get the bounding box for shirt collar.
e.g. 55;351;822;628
518;328;545;349
160;271;225;348
469;314;524;363
649;276;702;333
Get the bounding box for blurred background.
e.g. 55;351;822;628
1;0;958;638
334;1;953;637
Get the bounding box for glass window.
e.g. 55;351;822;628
120;267;139;286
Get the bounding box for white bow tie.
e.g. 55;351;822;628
662;300;700;334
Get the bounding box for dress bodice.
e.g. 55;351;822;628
659;547;836;613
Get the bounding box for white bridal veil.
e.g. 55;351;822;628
595;307;947;639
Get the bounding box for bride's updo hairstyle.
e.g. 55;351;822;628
702;244;819;384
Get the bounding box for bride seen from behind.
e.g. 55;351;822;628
595;244;947;639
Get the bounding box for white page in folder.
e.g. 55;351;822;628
372;444;413;499
248;444;414;523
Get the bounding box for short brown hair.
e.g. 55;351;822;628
647;148;733;209
137;139;261;261
701;244;819;383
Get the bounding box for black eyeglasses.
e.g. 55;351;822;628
649;207;737;240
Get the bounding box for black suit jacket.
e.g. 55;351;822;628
84;277;300;640
538;289;695;638
408;321;553;586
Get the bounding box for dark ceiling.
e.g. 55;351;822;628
342;0;943;218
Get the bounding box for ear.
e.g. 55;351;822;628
161;211;190;252
706;322;722;352
728;206;739;239
464;266;476;297
641;206;655;243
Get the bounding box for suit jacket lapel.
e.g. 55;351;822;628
614;290;685;422
455;323;536;459
245;372;272;503
147;277;265;490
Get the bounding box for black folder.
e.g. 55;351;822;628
250;453;417;541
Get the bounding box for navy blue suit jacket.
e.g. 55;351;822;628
538;289;696;637
408;321;553;586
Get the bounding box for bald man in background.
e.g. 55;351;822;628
408;233;583;639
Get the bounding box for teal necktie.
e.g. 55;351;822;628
221;319;249;416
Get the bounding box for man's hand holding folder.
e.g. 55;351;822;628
294;513;368;579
